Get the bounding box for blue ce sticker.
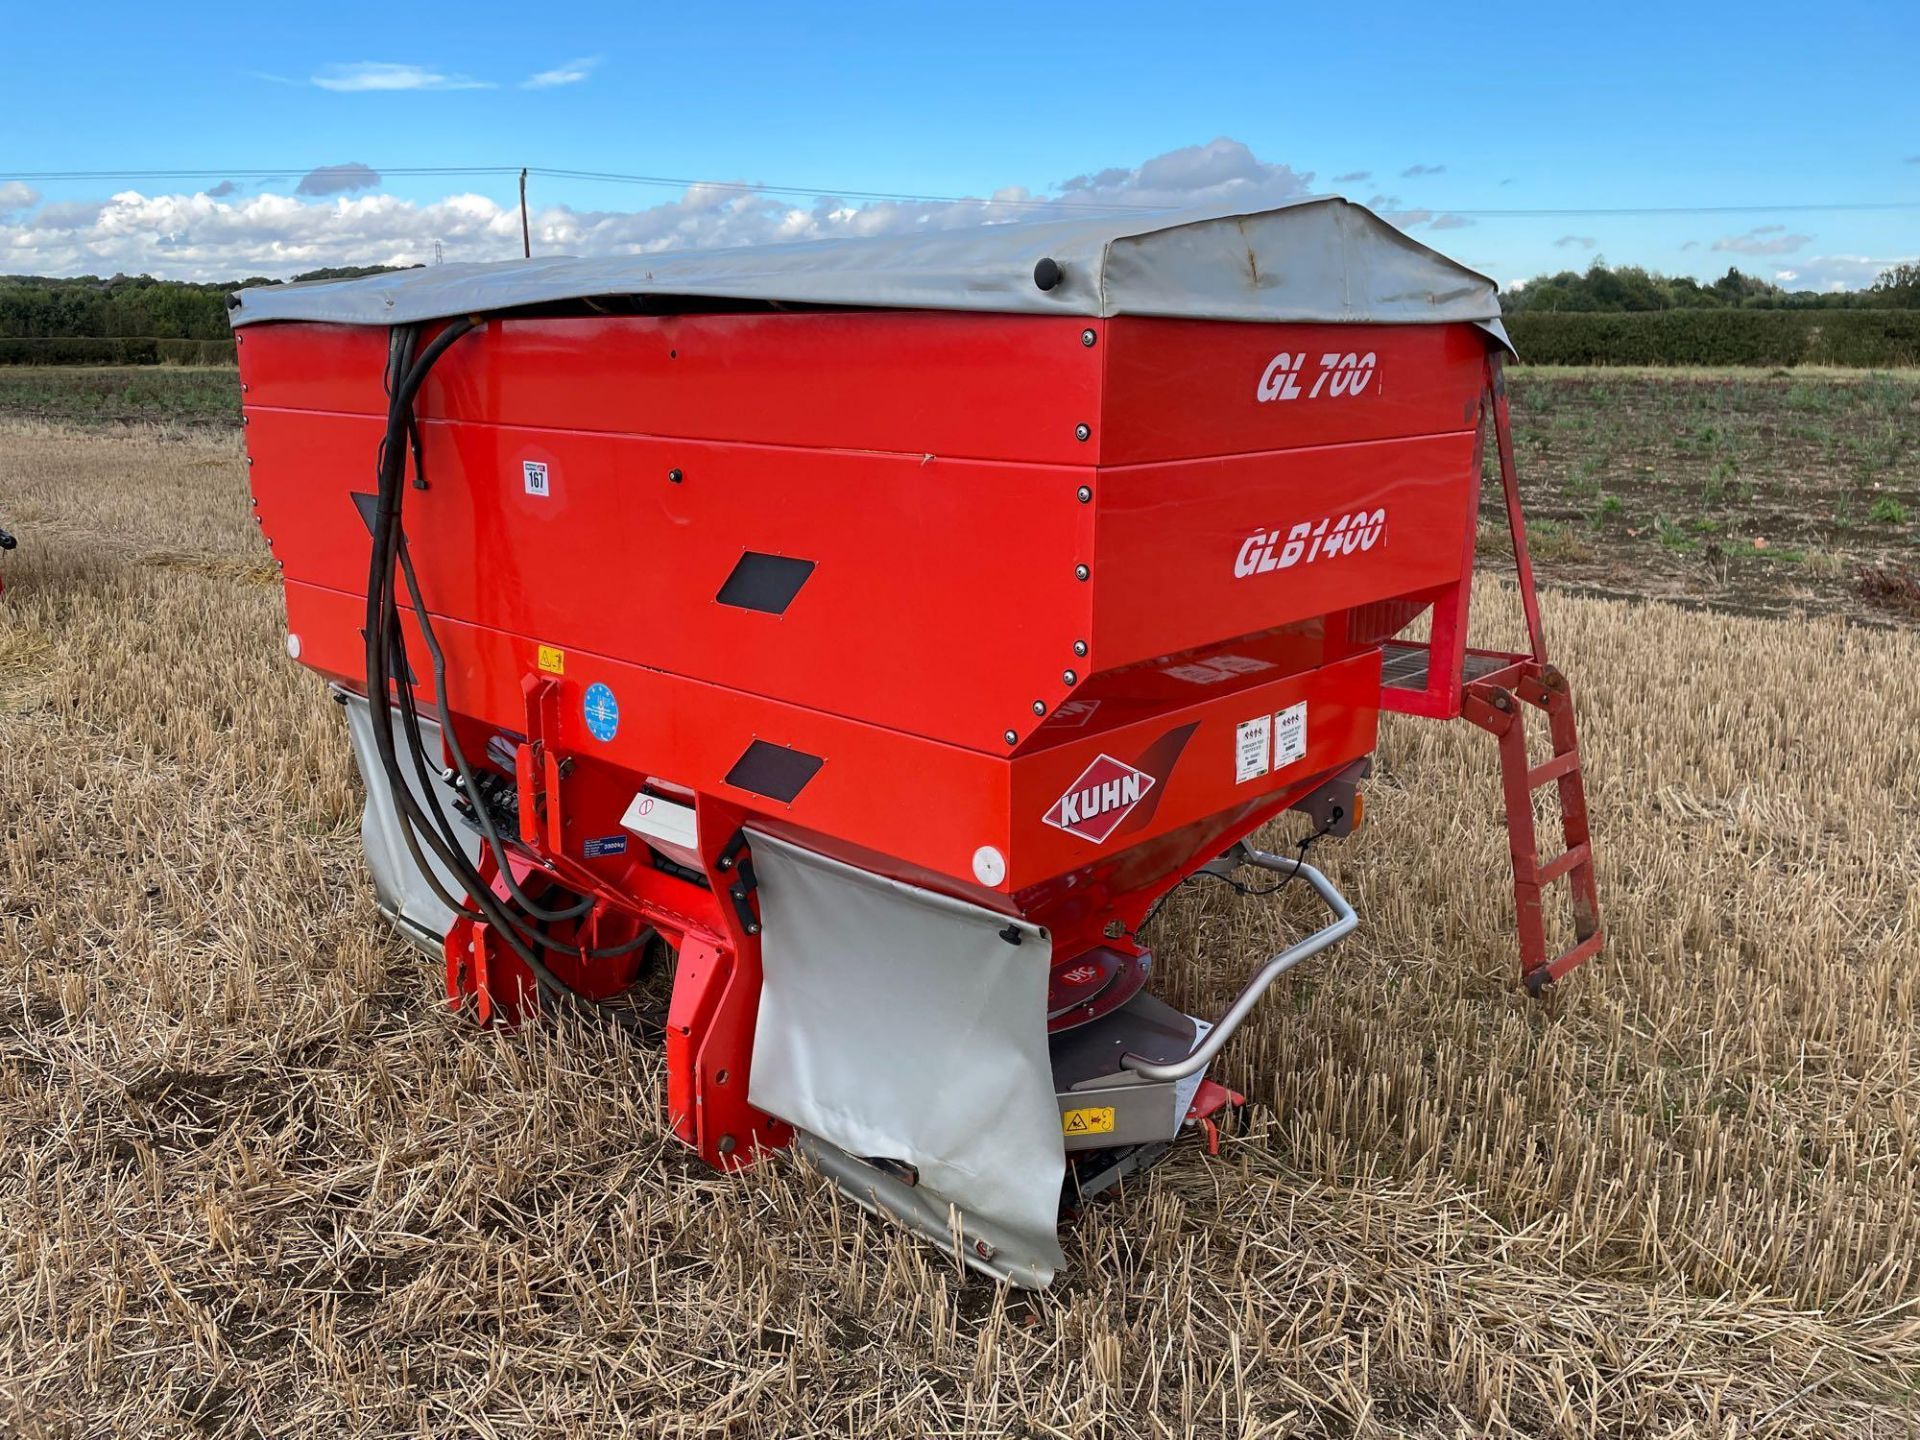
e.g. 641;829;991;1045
583;682;620;743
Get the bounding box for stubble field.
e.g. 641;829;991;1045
1;369;1917;1437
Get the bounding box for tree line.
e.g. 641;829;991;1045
0;267;407;342
1502;260;1920;314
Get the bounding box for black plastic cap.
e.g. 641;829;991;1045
1033;257;1063;292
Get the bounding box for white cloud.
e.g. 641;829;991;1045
1713;225;1812;256
0;138;1480;282
1056;138;1312;210
522;57;600;89
1;182;41;221
312;62;493;92
1771;254;1918;291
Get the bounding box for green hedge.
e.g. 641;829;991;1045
1506;309;1920;367
0;335;237;365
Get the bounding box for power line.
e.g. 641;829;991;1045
4;164;1918;219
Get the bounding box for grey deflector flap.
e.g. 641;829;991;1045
744;830;1066;1284
340;689;478;950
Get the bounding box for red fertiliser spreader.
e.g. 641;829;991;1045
231;199;1602;1285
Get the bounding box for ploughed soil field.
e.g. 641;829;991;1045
1493;367;1920;624
1;371;1917;1437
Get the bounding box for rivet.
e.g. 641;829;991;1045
1074;564;1090;581
1074;423;1091;442
668;468;684;483
1080;329;1097;348
717;1134;737;1156
1062;670;1077;686
1076;485;1092;503
1073;640;1088;657
1031;700;1046;716
1004;729;1018;745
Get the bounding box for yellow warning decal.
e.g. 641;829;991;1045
537;645;566;675
1061;1106;1116;1137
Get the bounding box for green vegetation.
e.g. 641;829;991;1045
0;365;239;428
0;266;408;365
1505;309;1920;368
1869;495;1910;525
1501;260;1920;367
1503;259;1920;314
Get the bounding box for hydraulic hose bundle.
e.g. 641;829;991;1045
358;319;656;1030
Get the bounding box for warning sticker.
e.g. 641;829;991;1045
523;460;550;497
1234;714;1272;784
536;644;565;675
1166;661;1231;685
1274;701;1308;769
1061;1106;1116;1137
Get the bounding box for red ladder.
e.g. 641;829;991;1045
1461;664;1603;992
1378;356;1604;992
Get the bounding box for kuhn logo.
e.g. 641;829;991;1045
1235;508;1385;578
1257;351;1377;403
1043;755;1157;844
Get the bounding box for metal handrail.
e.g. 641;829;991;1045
1118;845;1356;1082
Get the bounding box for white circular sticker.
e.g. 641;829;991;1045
971;846;1007;887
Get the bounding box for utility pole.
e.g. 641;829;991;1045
519;168;531;258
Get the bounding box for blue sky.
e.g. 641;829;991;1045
3;0;1915;289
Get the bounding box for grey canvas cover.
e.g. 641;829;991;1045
744;830;1066;1287
228;197;1510;350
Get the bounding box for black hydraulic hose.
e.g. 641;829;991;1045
371;334;588;927
361;322;550;967
359;317;661;1018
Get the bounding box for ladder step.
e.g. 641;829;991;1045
1532;841;1591;885
1525;750;1581;789
1524;929;1606;994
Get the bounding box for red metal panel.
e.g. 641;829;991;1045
284;581;1016;888
1005;647;1380;889
251;409;1096;753
282;579;1374;900
241;311;1104;464
1089;431;1479;670
1096;318;1487;464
